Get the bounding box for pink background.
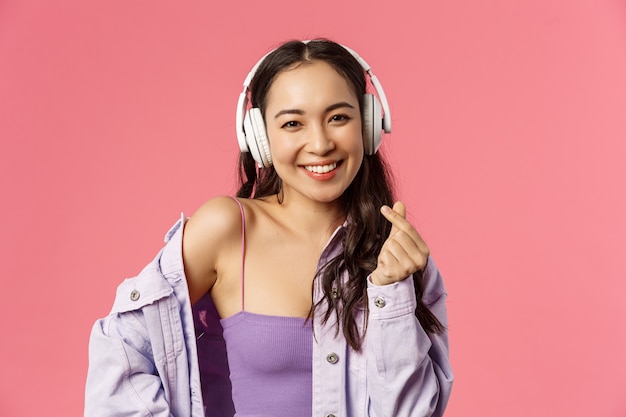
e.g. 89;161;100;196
1;0;625;415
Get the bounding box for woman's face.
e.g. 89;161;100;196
263;60;364;206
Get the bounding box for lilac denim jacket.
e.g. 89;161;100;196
84;215;453;416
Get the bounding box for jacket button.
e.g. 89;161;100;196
326;414;336;417
326;353;339;364
130;290;140;301
374;296;386;308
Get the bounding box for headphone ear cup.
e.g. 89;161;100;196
243;108;273;167
243;109;263;166
362;94;383;155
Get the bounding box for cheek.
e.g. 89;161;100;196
266;132;296;164
347;128;365;160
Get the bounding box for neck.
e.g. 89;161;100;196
271;193;346;243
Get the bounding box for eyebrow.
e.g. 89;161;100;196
273;102;355;119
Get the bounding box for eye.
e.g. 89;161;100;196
329;114;351;123
281;120;301;129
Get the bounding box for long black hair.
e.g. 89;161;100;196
237;39;443;350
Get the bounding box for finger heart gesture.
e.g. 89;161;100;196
370;201;430;286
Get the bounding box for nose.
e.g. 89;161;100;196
306;124;335;155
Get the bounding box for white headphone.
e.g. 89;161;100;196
235;41;392;168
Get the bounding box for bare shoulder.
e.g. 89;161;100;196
183;196;245;303
184;195;270;253
186;196;244;237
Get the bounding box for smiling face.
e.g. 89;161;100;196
263;60;365;206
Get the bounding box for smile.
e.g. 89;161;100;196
303;162;338;174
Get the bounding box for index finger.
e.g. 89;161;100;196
391;201;406;219
380;201;412;233
380;202;430;255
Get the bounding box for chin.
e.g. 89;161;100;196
308;190;346;205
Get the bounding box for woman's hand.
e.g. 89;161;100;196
370;201;430;286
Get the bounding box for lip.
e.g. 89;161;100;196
300;160;342;180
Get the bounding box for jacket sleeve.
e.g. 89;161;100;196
84;309;174;417
365;257;453;417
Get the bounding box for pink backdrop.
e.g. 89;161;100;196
1;0;625;415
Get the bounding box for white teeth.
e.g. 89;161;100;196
304;162;338;174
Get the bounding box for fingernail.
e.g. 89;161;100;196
381;205;391;214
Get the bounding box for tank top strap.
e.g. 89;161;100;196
229;196;246;311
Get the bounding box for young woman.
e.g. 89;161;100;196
85;39;453;417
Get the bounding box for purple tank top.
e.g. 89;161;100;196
220;197;313;417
